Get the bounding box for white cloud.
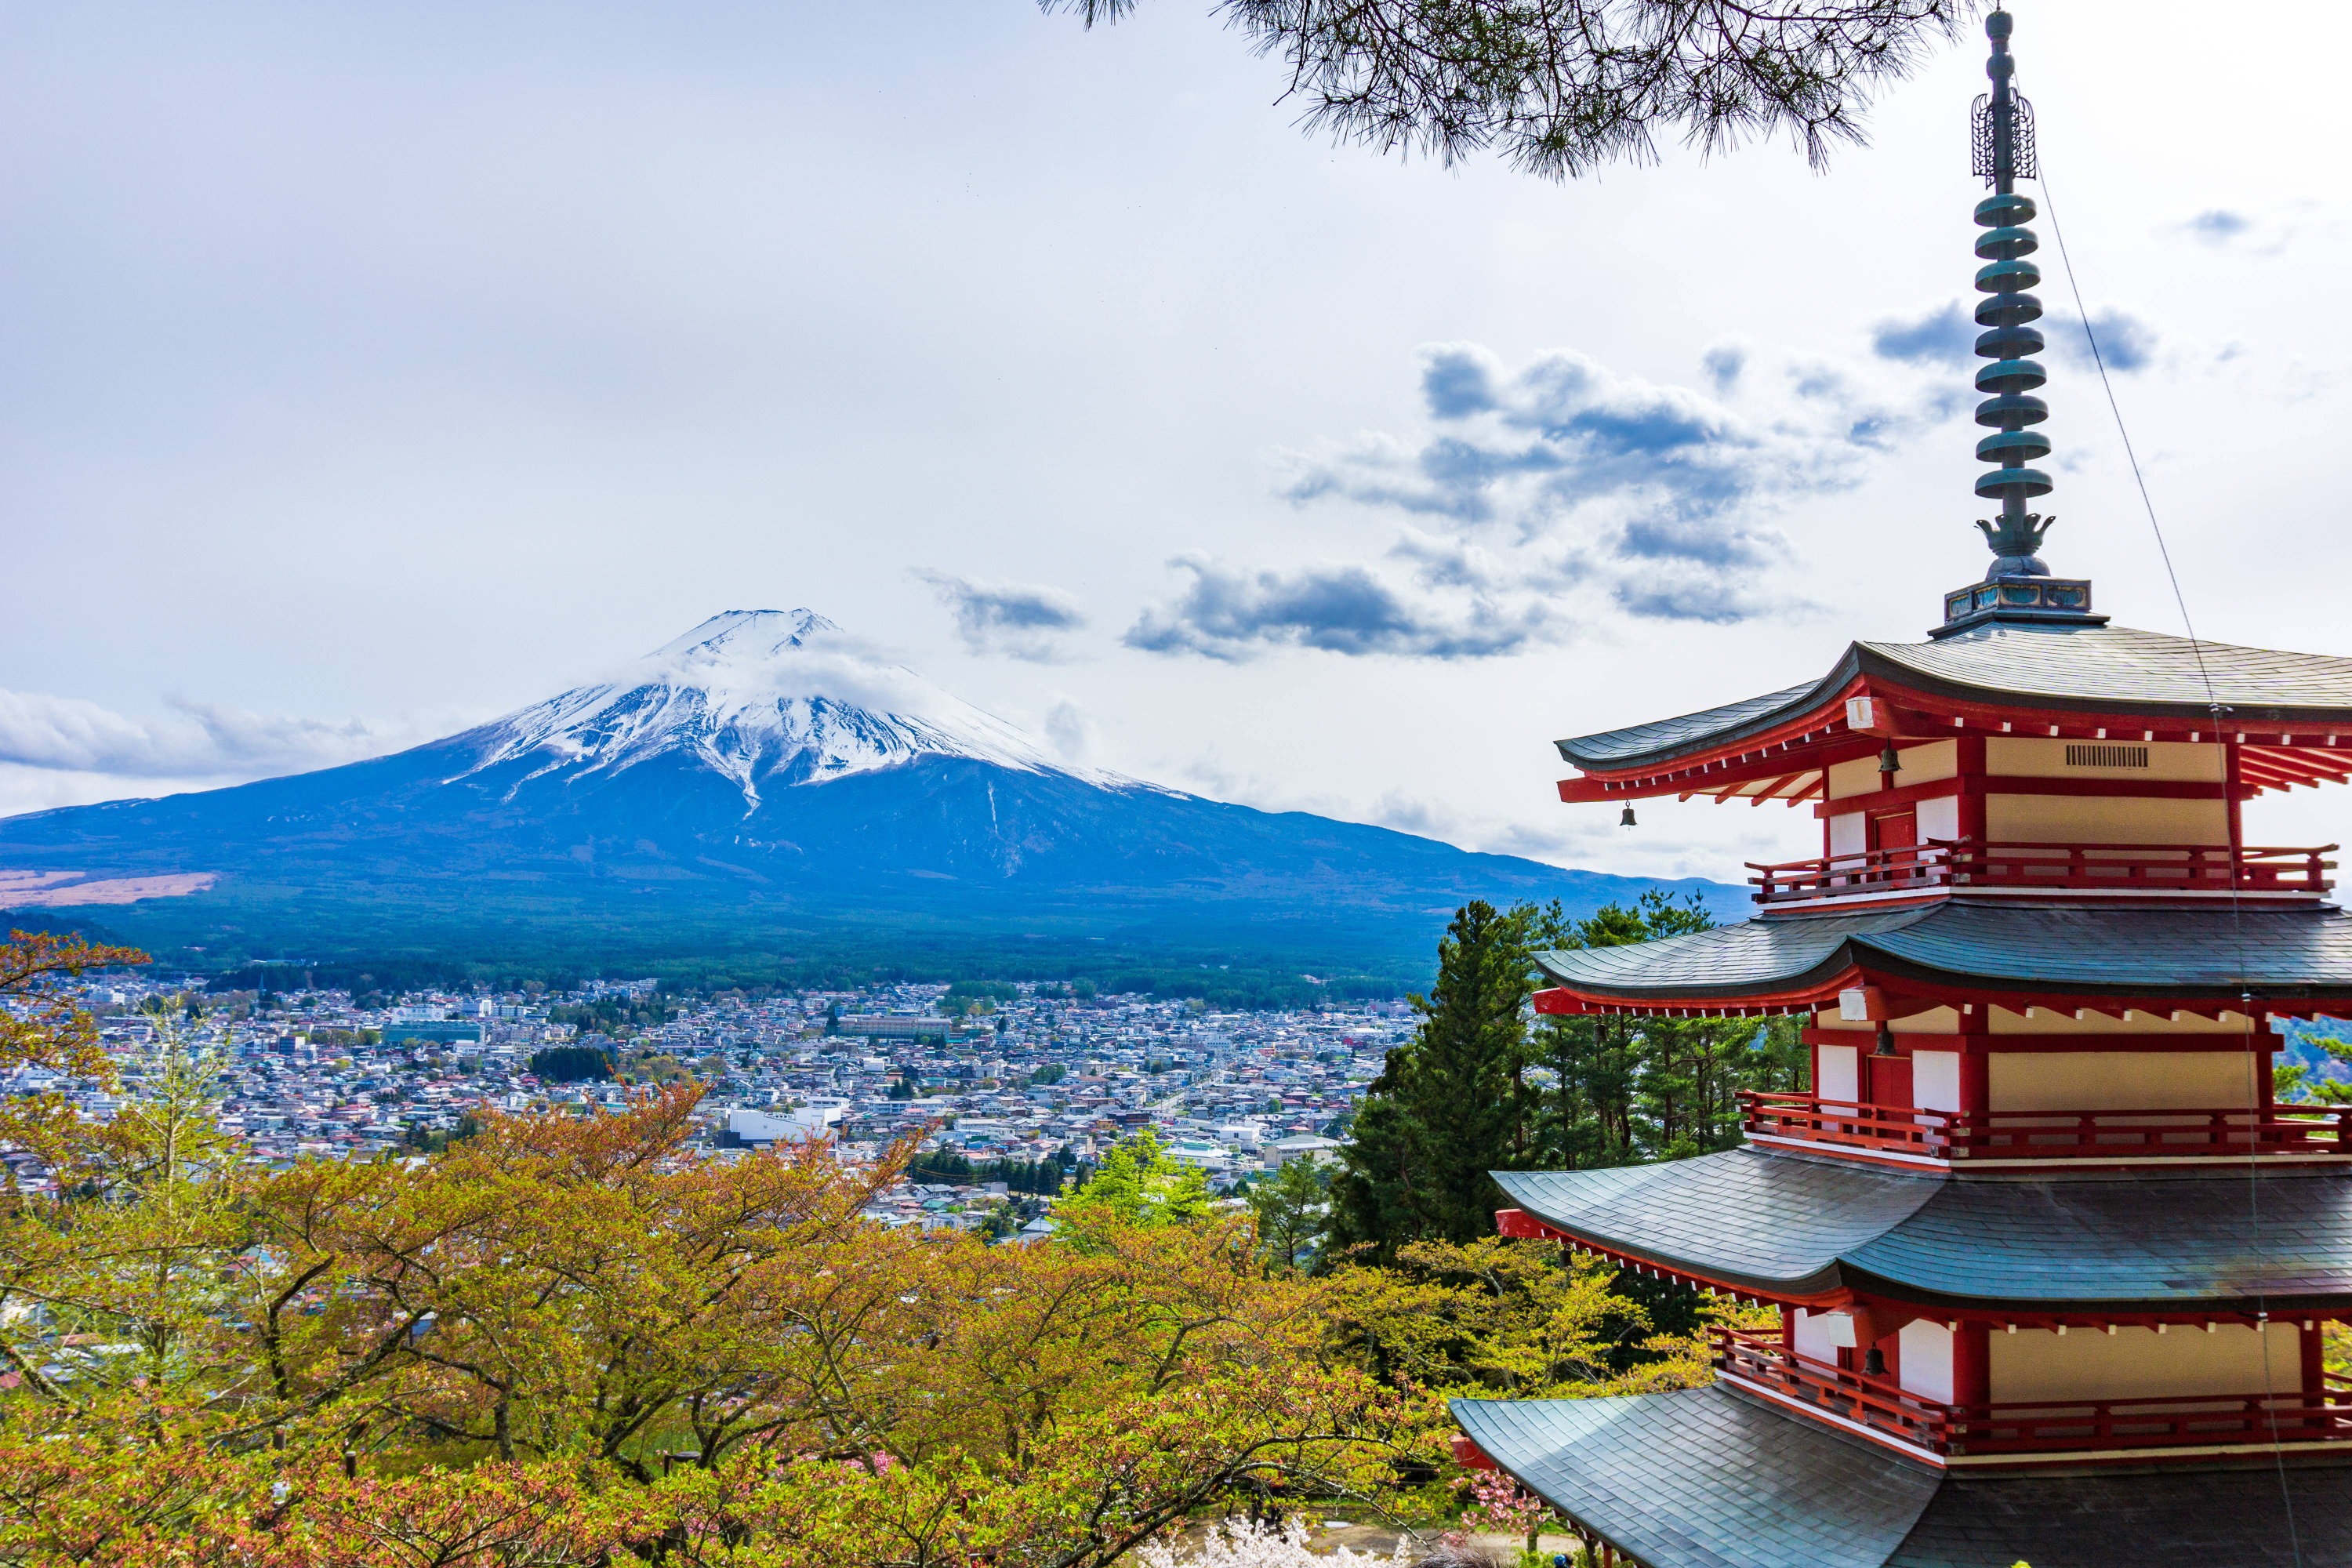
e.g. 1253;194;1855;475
914;572;1087;660
1045;698;1093;761
1125;554;1559;661
1131;336;1947;657
0;689;416;781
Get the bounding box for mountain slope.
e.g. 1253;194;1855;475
0;611;1743;973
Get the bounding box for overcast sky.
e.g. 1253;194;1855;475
3;0;2348;885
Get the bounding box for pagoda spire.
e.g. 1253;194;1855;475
1970;9;2052;578
1931;9;2100;636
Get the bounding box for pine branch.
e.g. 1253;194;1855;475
1044;0;1974;177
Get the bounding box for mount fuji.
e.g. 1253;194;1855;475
0;611;1740;978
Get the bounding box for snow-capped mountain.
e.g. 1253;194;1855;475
460;609;1087;808
0;610;1742;969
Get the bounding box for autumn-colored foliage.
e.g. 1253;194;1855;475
0;931;147;1163
0;936;1733;1566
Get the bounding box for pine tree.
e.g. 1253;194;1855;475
1329;900;1537;1259
1526;891;1811;1166
1247;1156;1333;1276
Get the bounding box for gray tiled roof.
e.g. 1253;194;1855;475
1558;622;2352;771
1496;1151;2352;1311
1532;903;2352;1001
1497;1152;1937;1300
1889;1463;2352;1567
1454;1386;2352;1567
1551;681;1817;771
1452;1388;1940;1568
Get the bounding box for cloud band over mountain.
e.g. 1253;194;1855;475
0;689;411;780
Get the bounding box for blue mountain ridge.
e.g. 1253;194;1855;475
0;612;1746;975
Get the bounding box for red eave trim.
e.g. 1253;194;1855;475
1535;975;2352;1022
1559;676;2352;803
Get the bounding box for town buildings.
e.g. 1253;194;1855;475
1;971;1392;1233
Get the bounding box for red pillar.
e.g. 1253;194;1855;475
1954;1005;1991;1156
1958;1007;1991;1115
2226;742;2245;868
1955;1322;1991;1410
2303;1319;2326;1400
1955;735;1987;844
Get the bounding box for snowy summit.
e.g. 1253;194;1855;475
460;609;1074;808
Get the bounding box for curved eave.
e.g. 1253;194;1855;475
1530;905;2352;1014
1555;650;1866;775
1496;1157;2352;1316
1509;1201;1857;1304
1451;1390;1945;1568
1555;628;2352;796
1452;1388;2352;1568
1535;948;2352;1013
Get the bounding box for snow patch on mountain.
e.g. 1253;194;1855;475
459;609;1116;808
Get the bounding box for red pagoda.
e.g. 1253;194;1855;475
1449;13;2352;1565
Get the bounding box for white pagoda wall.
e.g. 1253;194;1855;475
1900;1319;1954;1403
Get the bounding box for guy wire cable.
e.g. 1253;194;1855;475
2033;100;2304;1564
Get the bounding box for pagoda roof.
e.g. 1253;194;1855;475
1556;622;2352;787
1452;1386;2349;1567
1494;1152;2352;1312
1532;902;2352;1010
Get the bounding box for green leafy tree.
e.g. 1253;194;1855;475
1051;1131;1210;1239
0;1017;245;1414
528;1045;613;1083
1247;1156;1332;1276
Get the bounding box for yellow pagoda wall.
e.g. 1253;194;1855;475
1821;736;2232;850
1790;1316;2305;1408
1987;1322;2300;1404
1984;738;2223;782
1985;1051;2260;1112
1810;1007;2277;1113
1985;795;2229;845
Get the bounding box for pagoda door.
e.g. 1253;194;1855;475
1871;810;1918;855
1864;1053;1912;1110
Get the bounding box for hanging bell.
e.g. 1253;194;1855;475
1878;741;1903;775
1619;804;1637;828
1873;1022;1898;1057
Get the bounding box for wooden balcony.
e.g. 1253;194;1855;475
1741;1091;2352;1163
1715;1327;2352;1458
1747;840;2336;905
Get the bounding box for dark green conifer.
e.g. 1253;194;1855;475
1329;899;1537;1259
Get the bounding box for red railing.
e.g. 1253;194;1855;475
1741;1091;2352;1160
1715;1326;1956;1450
1748;840;2336;903
1715;1327;2352;1457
